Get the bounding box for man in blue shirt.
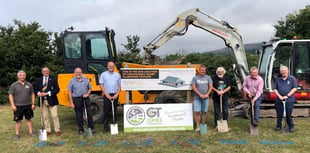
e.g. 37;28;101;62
274;66;297;132
68;68;95;135
99;62;121;133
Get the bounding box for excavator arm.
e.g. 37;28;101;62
143;8;249;89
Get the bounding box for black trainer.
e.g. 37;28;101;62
274;127;281;131
92;129;97;134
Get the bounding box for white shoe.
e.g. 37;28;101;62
195;127;200;132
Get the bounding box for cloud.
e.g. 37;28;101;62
0;0;309;55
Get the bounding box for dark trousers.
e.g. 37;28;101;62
213;96;229;127
73;97;94;131
275;101;294;129
103;94;118;130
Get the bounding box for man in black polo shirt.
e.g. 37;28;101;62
212;67;231;130
8;70;36;140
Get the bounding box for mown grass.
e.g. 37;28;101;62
0;103;309;153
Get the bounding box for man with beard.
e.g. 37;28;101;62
212;67;231;131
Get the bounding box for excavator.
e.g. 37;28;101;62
140;8;310;118
256;39;310;117
142;8;249;88
57;8;310;123
118;7;250;119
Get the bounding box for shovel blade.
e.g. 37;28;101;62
200;124;207;134
250;125;259;135
110;123;119;135
283;127;290;134
217;120;229;132
38;129;47;141
85;128;93;137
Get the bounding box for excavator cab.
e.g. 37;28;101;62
62;29;117;74
57;29;117;123
258;40;310;102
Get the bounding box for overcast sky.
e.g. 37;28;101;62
1;0;309;56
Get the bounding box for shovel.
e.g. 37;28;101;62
83;98;93;137
110;99;119;135
38;96;47;141
250;99;259;135
217;95;229;132
282;100;289;134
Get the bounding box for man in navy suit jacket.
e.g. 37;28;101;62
34;67;61;136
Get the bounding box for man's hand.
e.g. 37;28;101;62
70;103;75;109
11;105;17;112
31;104;35;110
37;92;48;97
200;94;209;99
251;99;255;104
247;93;253;98
112;95;118;100
199;94;204;99
106;94;112;100
83;94;89;98
278;95;288;100
217;91;224;96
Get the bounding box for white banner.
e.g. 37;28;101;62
120;68;195;90
123;103;193;132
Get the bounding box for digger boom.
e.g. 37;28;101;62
142;8;249;90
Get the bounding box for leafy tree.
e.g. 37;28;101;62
116;35;142;68
274;5;310;39
46;32;64;76
0;20;62;104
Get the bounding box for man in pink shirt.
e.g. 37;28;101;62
242;67;264;126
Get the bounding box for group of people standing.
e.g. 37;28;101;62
8;62;297;140
8;61;120;140
191;65;297;133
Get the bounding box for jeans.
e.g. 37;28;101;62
193;97;209;112
250;95;262;123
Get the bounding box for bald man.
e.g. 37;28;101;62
99;61;121;134
68;68;96;135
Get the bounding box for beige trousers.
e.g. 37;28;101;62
42;100;61;132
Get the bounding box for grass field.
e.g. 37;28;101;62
0;103;309;153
